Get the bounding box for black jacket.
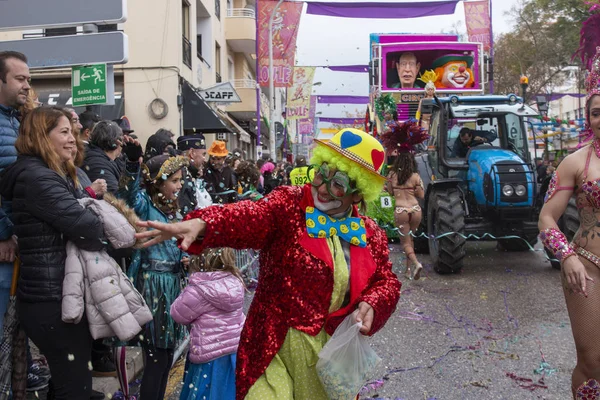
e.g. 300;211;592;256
203;164;238;204
0;156;104;302
82;144;122;195
179;165;199;215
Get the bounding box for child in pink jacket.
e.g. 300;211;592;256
170;247;245;400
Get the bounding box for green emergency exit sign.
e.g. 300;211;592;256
72;64;107;106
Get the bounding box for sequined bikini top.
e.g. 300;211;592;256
578;145;600;209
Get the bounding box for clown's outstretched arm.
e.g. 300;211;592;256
137;186;295;254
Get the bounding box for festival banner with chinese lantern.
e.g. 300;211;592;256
286;67;316;120
258;0;304;87
464;0;491;53
297;95;318;135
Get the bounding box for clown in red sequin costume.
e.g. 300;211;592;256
136;128;401;399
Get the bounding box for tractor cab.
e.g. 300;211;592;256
417;95;542;273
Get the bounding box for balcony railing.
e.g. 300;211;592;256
227;8;256;18
231;79;257;89
182;35;192;69
231;79;269;105
216;72;222;83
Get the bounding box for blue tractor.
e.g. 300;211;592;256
416;95;542;274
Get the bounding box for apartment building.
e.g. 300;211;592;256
0;0;286;160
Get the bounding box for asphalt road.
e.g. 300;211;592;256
164;240;575;400
363;240;573;400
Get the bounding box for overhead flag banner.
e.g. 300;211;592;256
297;95;318;136
286;67;316;120
258;0;303;87
464;0;491;52
306;1;460;19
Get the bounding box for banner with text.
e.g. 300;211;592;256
464;0;491;53
258;0;303;87
286;67;316;120
297;95;318;135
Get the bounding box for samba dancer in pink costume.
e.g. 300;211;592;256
538;5;600;398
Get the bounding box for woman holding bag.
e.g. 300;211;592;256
0;106;104;399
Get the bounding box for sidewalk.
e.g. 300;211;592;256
25;346;144;400
93;347;144;398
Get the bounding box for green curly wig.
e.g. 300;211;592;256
310;144;384;203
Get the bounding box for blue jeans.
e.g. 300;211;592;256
0;262;13;333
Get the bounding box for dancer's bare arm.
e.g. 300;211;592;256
539;153;592;296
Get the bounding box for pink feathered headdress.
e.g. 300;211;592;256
573;1;600;139
380;119;429;153
260;162;275;174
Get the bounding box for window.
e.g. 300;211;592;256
216;44;222;82
45;27;76;37
215;0;221;20
182;0;191;39
196;35;203;58
228;58;234;82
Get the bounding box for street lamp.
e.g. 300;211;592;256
520;75;529;100
268;0;285;162
536;95;549;160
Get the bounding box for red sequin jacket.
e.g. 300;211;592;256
183;184;401;399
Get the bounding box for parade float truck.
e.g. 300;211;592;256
366;33;548;274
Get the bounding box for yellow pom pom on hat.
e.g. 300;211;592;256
313;128;386;184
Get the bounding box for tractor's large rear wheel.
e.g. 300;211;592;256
428;188;466;274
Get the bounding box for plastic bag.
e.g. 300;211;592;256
316;311;382;400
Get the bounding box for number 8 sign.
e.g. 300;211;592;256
380;196;392;208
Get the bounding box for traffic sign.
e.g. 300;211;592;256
0;32;128;69
72;64;107;106
0;0;127;31
200;82;242;103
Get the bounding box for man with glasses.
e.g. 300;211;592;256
134;128;401;400
391;52;421;89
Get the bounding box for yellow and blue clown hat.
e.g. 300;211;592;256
313;128;386;184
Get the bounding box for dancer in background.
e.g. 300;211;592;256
382;120;429;280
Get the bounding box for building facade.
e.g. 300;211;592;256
0;0;286;161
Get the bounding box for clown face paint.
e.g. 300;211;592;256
312;186;343;213
441;61;471;88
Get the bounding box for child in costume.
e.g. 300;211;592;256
539;4;600;398
382;120;429;280
135;128;401;400
415;70;438;131
118;151;189;400
171;247;245;400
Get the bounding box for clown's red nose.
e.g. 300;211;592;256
459;66;466;73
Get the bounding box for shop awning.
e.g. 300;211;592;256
216;110;252;144
182;80;231;133
32;77;125;120
35;88;124;120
